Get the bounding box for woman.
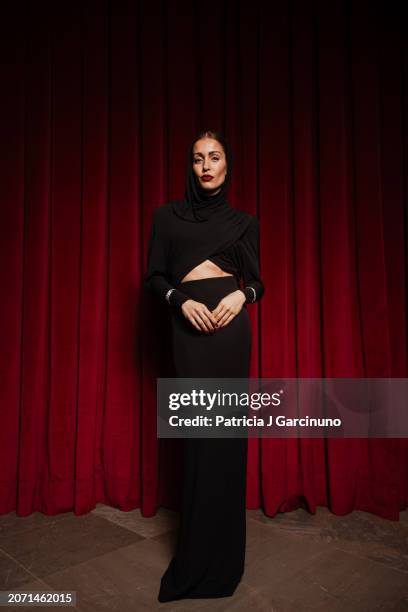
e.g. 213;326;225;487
144;129;265;602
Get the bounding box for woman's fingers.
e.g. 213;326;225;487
206;307;219;327
189;317;202;332
218;312;235;328
183;299;235;333
188;303;217;333
182;301;205;331
213;305;226;325
217;307;235;327
199;309;217;332
194;311;214;333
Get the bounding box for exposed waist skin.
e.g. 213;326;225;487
180;259;234;284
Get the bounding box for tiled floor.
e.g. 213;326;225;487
1;504;407;611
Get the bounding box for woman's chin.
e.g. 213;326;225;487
200;183;221;195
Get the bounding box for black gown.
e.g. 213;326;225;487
158;275;251;601
144;202;264;602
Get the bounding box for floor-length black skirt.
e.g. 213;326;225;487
158;275;252;602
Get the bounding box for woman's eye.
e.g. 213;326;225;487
194;157;220;163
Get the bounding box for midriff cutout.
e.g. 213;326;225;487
180;259;234;284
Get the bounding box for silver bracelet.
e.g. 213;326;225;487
245;286;256;303
165;288;176;304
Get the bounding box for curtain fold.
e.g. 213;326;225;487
0;0;407;520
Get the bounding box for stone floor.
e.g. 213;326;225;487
0;503;407;611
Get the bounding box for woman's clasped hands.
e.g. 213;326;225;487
181;290;246;333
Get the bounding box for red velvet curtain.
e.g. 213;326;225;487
1;1;407;520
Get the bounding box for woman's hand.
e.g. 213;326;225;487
212;290;246;329
181;299;219;333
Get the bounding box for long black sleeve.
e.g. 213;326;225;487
144;209;191;308
239;216;265;303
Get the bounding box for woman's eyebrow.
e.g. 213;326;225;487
193;151;222;157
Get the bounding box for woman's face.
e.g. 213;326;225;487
192;138;227;195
